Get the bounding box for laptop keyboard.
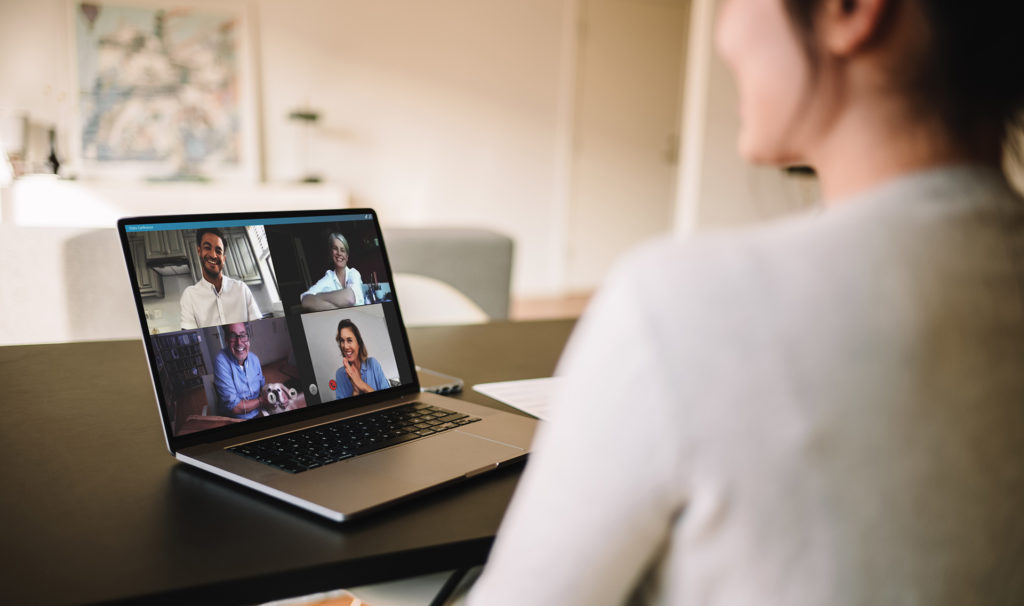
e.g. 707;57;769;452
229;402;481;474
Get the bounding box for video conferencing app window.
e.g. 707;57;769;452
124;214;415;437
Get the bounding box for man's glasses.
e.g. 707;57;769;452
228;333;249;342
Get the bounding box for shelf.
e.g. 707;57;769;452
1;176;350;228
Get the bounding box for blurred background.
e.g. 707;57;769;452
9;0;1011;345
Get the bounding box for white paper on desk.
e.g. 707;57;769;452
473;377;562;420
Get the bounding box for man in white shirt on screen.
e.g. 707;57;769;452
179;227;262;330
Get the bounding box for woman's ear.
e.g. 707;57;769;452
819;0;891;55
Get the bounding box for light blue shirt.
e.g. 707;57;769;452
334;357;390;399
214;349;264;419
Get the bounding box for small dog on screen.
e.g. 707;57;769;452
261;383;300;416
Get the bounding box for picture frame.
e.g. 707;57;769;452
67;0;260;182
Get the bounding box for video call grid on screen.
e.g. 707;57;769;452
122;212;415;439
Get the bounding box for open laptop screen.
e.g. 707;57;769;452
120;210;415;440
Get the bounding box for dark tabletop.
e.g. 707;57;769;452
0;319;575;606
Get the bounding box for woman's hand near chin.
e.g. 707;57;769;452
345;358;373;394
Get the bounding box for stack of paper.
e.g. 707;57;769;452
473;377;562;420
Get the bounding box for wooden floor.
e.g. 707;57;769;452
510;292;592;321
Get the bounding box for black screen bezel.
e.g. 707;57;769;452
117;207;421;454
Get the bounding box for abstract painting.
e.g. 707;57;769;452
72;1;257;180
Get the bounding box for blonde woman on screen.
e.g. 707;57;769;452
301;232;365;311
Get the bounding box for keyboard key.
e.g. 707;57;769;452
435;413;467;423
377;432;419;449
228;403;467;473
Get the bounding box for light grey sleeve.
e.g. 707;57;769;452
468;269;689;605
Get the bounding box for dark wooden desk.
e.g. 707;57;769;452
0;319;574;606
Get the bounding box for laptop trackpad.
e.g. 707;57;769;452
349;429;524;486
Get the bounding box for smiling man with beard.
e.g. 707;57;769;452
213;322;266;419
179;228;262;330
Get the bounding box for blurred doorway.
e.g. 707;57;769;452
566;0;690;291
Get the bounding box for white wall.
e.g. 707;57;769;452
0;0;833;345
675;0;817;234
566;0;690;291
0;0;573;299
0;0;73;164
260;0;572;297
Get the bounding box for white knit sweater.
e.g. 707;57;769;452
469;166;1024;605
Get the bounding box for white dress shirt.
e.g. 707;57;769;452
301;267;365;306
179;275;262;330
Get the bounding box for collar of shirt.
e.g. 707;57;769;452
198;275;234;296
227;349;253;371
327;268;353;288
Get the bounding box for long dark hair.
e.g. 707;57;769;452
336;318;368;364
781;0;1024;147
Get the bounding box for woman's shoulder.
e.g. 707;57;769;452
311;269;336;285
594;208;874;350
618;210;827;291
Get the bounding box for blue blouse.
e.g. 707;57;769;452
334;357;390;399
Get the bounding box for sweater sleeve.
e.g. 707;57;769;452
468;269;689;605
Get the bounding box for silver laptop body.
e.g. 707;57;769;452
118;209;536;522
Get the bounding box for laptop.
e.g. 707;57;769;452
118;208;537;522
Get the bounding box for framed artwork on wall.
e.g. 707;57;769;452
68;0;260;181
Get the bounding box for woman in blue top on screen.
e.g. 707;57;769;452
334;318;390;398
